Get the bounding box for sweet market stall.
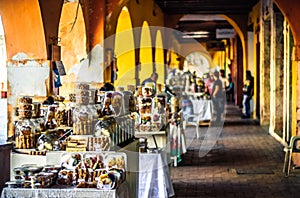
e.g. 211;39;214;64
3;82;138;197
2;81;178;197
133;82;186;165
180;71;213;130
133;83;175;197
134;83;168;148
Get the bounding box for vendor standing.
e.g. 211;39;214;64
211;71;225;122
141;72;158;86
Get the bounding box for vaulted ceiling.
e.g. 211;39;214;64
154;0;259;15
154;0;260;42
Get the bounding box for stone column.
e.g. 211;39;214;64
260;19;271;126
282;19;293;143
269;11;284;137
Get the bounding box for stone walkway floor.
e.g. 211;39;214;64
169;102;300;198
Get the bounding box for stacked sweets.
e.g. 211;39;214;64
15;96;36;149
135;83;167;132
72;83;98;135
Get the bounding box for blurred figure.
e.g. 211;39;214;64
219;69;229;91
226;74;234;102
141;72;158;86
204;72;215;95
100;82;115;91
241;70;254;118
212;70;225;122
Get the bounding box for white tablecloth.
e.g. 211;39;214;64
1;184;129;198
139;152;174;198
1;188;116;198
190;99;212;121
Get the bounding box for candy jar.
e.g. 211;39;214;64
73;82;95;135
101;92;115;117
73;105;94;135
111;91;124;116
15;117;36;149
94;116;116;148
44;105;57;130
87;89;99;132
15;96;36;149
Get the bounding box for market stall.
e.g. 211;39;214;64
3;82;176;198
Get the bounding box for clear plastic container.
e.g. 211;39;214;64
123;91;136;114
88;93;99;134
100;92;115;117
44;105;57;130
94;116;116;147
111;91;124;116
73;83;99;135
73;105;94;135
15;118;36;149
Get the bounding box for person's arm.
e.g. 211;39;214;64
213;84;220;98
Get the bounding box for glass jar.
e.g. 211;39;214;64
31;117;45;147
66;99;76;127
100;92;115;117
152;96;166;114
87;92;99;134
123;91;136;114
73;105;94;135
111;91;124;116
15;118;36;149
94;116;116;147
44;105;57;130
73;82;98;135
55;102;67;127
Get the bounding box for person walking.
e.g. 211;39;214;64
211;70;225;122
241;70;254;118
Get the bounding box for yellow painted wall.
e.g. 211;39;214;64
105;0;165;85
114;6;135;87
155;30;164;84
139;21;153;83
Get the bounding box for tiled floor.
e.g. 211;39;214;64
169;103;300;198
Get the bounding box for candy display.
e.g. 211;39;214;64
15;97;36;149
135;87;167;132
44;105;57;130
88;136;111;151
18;96;33;118
6;152;126;190
72;83;98;135
123;91;136;114
8;164;60;189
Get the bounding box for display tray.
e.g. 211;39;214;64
134;131;166;138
